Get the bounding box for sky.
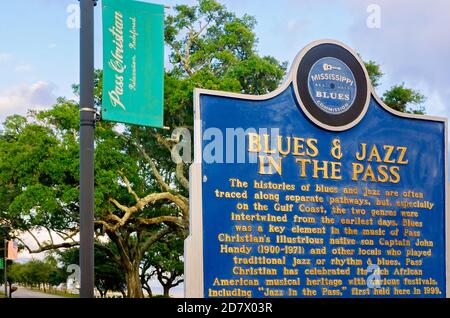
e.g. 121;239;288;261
0;0;449;122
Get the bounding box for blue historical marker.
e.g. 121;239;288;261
185;40;448;298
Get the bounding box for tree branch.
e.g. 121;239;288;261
148;131;190;192
137;216;184;228
24;241;79;254
95;220;116;232
95;243;121;265
134;142;171;192
109;232;132;266
108;197;132;214
15;229;80;254
171;278;184;288
105;212;122;224
26;229;43;250
140;227;172;254
50;229;79;243
45;227;54;246
173;45;192;76
119;173;141;203
16;237;32;254
176;163;189;191
192;20;210;41
108;192;186;232
120;134;172;193
153;131;173;152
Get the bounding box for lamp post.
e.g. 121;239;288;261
79;0;97;298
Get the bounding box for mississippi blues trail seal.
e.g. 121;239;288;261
295;42;370;131
307;57;357;115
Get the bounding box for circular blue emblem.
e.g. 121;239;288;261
307;57;357;115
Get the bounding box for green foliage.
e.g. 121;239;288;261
58;243;126;297
0;97;147;233
164;0;287;127
0;105;80;231
72;69;104;107
142;233;184;297
382;83;426;114
7;256;65;288
364;60;384;88
363;58;426;114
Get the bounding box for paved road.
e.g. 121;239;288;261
1;285;65;298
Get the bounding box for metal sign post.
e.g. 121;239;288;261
79;0;96;299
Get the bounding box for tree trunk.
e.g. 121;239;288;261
125;262;144;298
157;273;174;298
96;285;106;298
163;284;171;298
143;283;153;298
108;232;145;298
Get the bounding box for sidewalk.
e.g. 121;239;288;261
0;285;65;298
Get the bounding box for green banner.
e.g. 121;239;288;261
0;258;4;270
102;0;164;128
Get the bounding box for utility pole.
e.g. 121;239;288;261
79;0;96;298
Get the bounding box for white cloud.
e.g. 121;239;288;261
0;52;13;63
287;19;311;32
0;81;57;119
14;64;32;72
48;43;57;49
278;0;450;118
342;0;450;117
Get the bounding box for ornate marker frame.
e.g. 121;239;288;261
185;39;449;298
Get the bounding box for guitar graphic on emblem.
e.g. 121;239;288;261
323;63;342;71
